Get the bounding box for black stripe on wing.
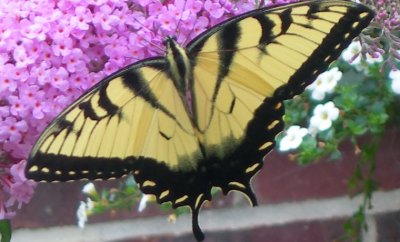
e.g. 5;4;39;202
27;153;135;181
275;2;375;99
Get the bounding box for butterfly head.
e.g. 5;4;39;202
163;35;182;58
163;35;192;97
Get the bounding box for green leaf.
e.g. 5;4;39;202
283;97;310;124
317;128;335;141
0;220;11;242
329;149;342;160
346;117;368;135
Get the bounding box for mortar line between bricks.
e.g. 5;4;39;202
13;188;400;242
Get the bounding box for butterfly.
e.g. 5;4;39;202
25;0;374;241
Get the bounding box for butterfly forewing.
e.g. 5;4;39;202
27;60;202;181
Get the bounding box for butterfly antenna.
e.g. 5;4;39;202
134;19;165;55
181;0;239;47
258;0;265;8
180;1;206;47
174;0;190;45
129;4;165;55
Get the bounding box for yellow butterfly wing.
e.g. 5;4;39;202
27;59;201;181
186;1;373;238
185;0;374;205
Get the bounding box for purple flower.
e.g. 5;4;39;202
148;1;165;16
137;0;152;7
49;67;70;90
71;6;92;31
87;0;108;6
191;16;209;38
187;0;204;13
0;107;10;118
8;96;29;118
13;46;35;68
3;161;35;210
93;5;120;31
20;18;48;41
19;85;44;105
104;36;129;60
361;0;400;69
49;19;72;41
159;12;178;32
0;73;17;94
128;31;153;49
63;48;87;73
70;72;90;90
52;37;73;56
104;59;122;75
204;0;225;19
32;99;51;120
6;181;34;209
30;62;51;85
0;117;28;143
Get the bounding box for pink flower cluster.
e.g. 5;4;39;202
360;0;400;69
0;0;299;219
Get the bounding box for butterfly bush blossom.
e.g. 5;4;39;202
0;0;303;219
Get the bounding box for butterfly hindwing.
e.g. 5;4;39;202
26;1;375;241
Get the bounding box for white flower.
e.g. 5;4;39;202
308;67;342;100
389;69;400;80
279;125;308;152
357;52;382;74
308;124;319;137
322;67;342;92
365;52;383;64
309;102;339;132
389;69;400;94
391;80;400;94
307;76;325;100
342;41;383;74
342;41;362;65
86;198;94;211
138;194;149;212
82;182;96;195
76;198;95;229
77;201;88;229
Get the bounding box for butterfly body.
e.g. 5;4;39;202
26;1;374;241
164;36;196;118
